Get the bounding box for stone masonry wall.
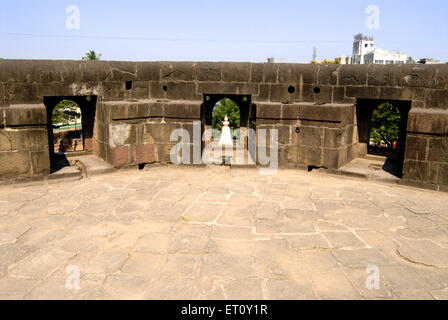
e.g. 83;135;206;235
0;60;447;188
0;104;50;180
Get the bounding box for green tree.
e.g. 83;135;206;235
82;50;102;61
212;98;240;139
370;102;401;148
406;56;415;64
52;100;80;125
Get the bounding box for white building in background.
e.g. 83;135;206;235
337;34;407;65
417;58;441;64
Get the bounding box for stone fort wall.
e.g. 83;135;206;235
0;60;447;189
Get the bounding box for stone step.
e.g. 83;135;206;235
70;155;115;177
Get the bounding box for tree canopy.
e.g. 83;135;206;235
212;98;241;138
52;100;81;125
370;102;402;148
82;50;102;61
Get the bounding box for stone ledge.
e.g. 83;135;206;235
407;108;448;135
3;104;47;126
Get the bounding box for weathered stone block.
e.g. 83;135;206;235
339;65;368;86
264;63;278;83
318;64;339;85
30;150;50;175
367;65;400;87
270;84;299;102
101;82;127;101
165;82;201;100
292;126;323;147
346;144;359;162
109;61;138;81
197;82;258;95
250;63;264;83
0;151;30;176
94;121;109;143
256;103;282;119
197;62;222;82
425;89;448;110
398;64;437;88
429;162;441;185
285;64;318;85
4;104;47;126
297;146;323;166
123;123;145;146
0;84;5;107
405;135;428;161
279;145;299;166
343;125;357;146
108;101;150;121
164;101;201;119
379;87;422;101
149;81;166;99
435;65;448;90
222;62;250;82
313;86;333;104
95;103;110;124
403;160;430;182
277;126;291;145
300;103;353;126
127;81;149;100
439;164;448;185
9;128;48;152
155;143;176;163
137;62;161;81
148;102;164;117
282;104;301;119
79;61;113;82
145;122;181;144
323;148;347;169
0;60;75;83
161;62;197;81
428;137;448;162
0;129;11;151
136;144;156;164
254;84;270;102
324;128;344;148
109;146;130;168
331;87;346;103
407;109;448;134
96;140;108;161
346;86;379;99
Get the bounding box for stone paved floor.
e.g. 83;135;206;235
1;165;448;300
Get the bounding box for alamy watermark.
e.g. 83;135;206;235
365;5;380;30
65;5;81;30
365;265;380;290
66;265;80;290
169;121;279;175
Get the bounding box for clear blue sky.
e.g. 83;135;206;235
0;0;447;62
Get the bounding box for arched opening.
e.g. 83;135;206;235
44;96;97;173
212;98;241;141
201;94;255;165
369;102;402;155
52;100;84;154
356;99;410;178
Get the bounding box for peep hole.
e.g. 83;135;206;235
125;81;133;91
163;85;168;92
288;86;295;94
313;87;321;94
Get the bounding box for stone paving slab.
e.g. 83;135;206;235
0;165;448;300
